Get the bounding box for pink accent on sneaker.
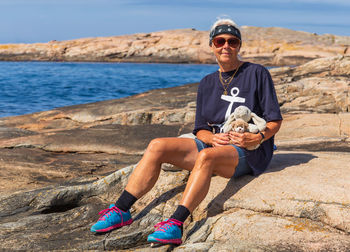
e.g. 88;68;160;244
154;218;183;232
95;218;133;233
151;218;183;244
94;206;133;233
154;237;182;244
98;206;120;221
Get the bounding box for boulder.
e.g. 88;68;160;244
272;56;350;113
0;55;349;250
0;27;349;66
0;151;349;251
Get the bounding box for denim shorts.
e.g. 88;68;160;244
194;138;252;178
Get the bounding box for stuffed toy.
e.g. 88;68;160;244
222;105;266;150
231;118;249;133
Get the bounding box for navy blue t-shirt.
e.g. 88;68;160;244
193;62;283;176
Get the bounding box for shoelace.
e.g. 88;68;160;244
98;206;122;221
154;218;183;232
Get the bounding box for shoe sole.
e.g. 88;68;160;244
148;237;182;245
93;218;133;233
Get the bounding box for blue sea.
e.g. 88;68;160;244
0;62;218;118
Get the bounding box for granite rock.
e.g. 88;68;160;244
0;55;349;250
272;55;350;113
0;27;349;66
0;151;349;251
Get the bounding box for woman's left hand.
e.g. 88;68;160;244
228;131;261;148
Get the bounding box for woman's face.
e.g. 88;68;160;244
211;34;241;65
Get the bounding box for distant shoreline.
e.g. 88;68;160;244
1;27;349;66
0;60;217;66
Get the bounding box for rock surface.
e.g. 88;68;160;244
0;152;349;251
0;56;349;251
1;27;349;66
273;56;350;113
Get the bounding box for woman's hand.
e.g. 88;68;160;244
211;133;230;147
228;131;261;148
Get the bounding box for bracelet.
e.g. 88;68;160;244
259;132;265;144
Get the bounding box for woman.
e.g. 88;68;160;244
90;18;283;245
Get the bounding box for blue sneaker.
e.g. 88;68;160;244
147;218;183;245
90;204;133;233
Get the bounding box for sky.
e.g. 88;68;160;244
0;0;349;44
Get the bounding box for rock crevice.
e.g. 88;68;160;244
0;56;349;250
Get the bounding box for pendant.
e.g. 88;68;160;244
223;90;228;95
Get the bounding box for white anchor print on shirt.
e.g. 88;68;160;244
221;87;246;120
208;87;246;133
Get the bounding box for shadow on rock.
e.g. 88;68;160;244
266;152;317;173
134;184;186;221
186;151;317;241
206;152;316;217
205;176;255;219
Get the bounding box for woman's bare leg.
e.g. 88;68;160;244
180;145;239;212
125;137;198;199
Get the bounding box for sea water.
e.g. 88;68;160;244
0;61;218;118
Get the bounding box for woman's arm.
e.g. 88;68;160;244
228;120;282;149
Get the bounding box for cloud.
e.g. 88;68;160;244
200;0;350;7
226;0;349;5
292;0;349;4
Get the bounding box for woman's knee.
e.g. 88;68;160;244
146;138;168;156
196;147;238;178
194;149;216;171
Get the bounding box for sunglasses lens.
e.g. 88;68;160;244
213;37;240;48
213;38;226;47
228;38;240;47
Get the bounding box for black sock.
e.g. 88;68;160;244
115;190;138;212
170;205;191;223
